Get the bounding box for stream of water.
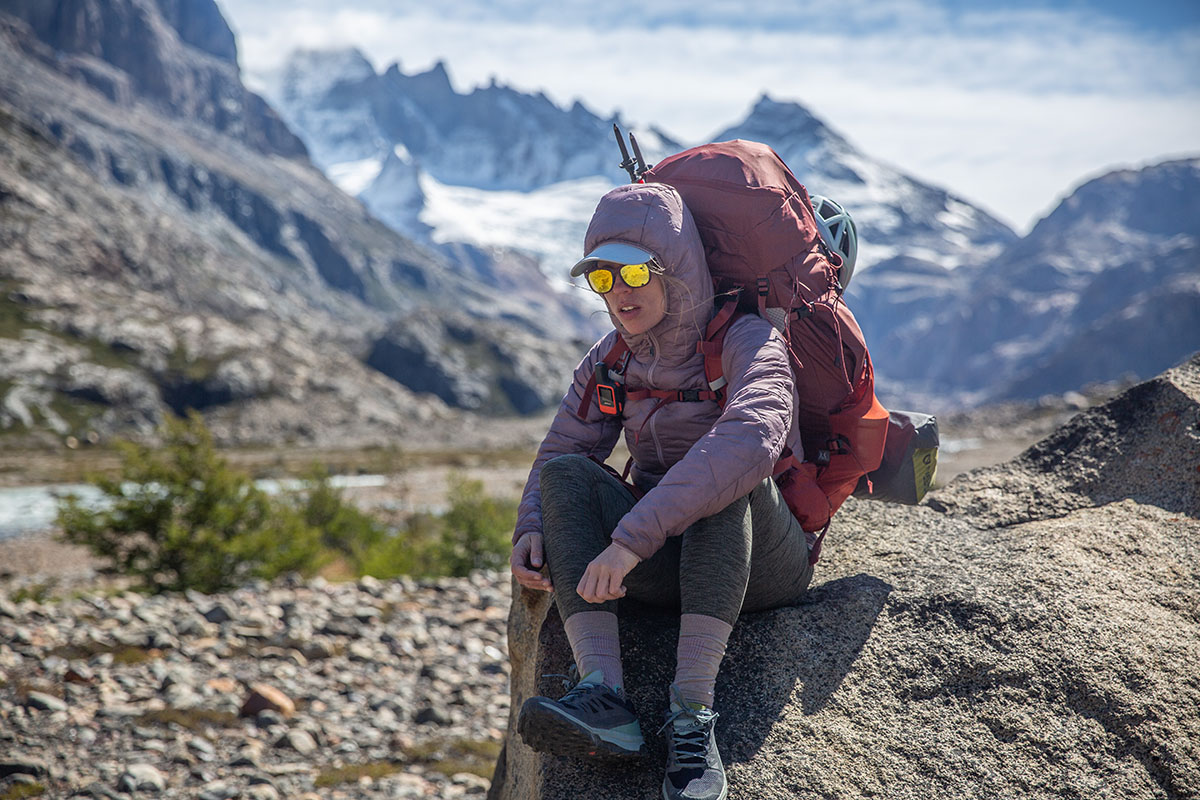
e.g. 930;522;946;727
0;475;388;540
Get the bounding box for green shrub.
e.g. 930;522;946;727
359;475;517;579
56;414;518;590
431;474;518;575
57;413;326;593
296;465;389;565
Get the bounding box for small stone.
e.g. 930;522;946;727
187;737;216;759
197;780;238;800
253;709;286;728
202;601;236;624
64;662;96;684
227;746;263;769
452;771;491;793
246;784;279;800
298;639;335;660
0;754;47;778
274;729;317;755
319;619;360;638
347;641;376;662
25;691;67;712
414;706;452;726
231;624;271;640
173;610;215;638
239;683;294;718
352;605;382;623
190;766;217;783
78;780;123;799
118;763;167;793
205;677;238;694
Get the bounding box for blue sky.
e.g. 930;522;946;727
216;0;1200;233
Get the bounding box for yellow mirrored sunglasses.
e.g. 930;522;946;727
585;262;653;294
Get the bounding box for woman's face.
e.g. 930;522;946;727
597;262;667;336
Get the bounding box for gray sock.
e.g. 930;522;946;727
673;613;732;707
563;610;624;691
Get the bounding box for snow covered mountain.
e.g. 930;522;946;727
712;95;1016;272
266;50;1019;342
270;52;1015;280
267;47;1197;406
271;48;681;191
932;157;1200;401
268;48;693;346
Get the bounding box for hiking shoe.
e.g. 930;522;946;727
659;685;726;800
518;669;645;759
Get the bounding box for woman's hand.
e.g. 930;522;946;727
577;542;641;604
511;532;553;592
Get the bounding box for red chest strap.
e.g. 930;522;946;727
576;299;742;421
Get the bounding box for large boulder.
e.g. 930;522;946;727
490;353;1200;799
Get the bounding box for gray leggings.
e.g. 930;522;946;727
539;454;814;626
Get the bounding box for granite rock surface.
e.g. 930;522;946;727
491;354;1200;799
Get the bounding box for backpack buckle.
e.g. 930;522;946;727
677;389;703;402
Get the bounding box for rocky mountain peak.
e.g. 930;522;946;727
3;0;306;159
735;92;846;149
270;47;648;193
153;0;237;64
1026;157;1200;253
0;0;591;444
712;91;1016;276
390;58;456;101
280;46;376;100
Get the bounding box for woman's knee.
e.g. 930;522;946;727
539;453;597;493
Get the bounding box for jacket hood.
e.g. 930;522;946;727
582;183;714;364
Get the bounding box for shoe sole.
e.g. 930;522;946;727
518;697;645;760
662;779;728;800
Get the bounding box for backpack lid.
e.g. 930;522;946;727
644;140;825;279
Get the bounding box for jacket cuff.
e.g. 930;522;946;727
610;527;655;561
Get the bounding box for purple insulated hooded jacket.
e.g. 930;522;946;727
513;183;800;561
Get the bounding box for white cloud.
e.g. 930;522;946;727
218;0;1200;233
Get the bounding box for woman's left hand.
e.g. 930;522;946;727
577;542;641;604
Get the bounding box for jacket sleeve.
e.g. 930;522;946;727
609;316;794;560
512;332;624;544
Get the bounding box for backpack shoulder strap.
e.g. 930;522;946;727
696;298;742;411
576;337;630;420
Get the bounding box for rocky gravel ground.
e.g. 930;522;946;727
0;570;512;799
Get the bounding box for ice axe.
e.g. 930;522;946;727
613;123;651;183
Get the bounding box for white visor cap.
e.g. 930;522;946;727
569;242;655;277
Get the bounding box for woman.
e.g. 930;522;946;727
510;181;813;800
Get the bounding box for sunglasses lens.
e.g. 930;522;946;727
587;268;614;294
620;263;651;288
586;262;653;293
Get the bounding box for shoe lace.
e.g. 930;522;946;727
658;704;718;768
541;666;597;709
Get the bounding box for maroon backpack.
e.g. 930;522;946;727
582;139;890;563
